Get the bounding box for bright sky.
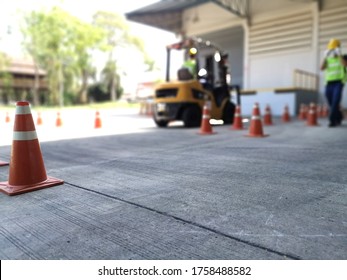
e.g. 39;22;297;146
0;0;179;93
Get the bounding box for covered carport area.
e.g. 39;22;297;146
127;0;247;88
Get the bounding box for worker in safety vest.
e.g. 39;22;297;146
182;47;197;78
320;38;347;127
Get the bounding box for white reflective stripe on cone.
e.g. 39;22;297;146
15;105;31;115
252;116;261;120
13;131;38;141
202;115;210;119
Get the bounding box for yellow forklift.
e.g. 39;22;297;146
153;38;239;127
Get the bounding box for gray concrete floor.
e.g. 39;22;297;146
0;111;346;260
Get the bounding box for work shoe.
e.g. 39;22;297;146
328;122;336;127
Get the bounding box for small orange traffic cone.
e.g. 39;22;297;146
321;104;329;118
316;104;322;118
56;112;62;127
281;105;290;122
37;112;43;125
232;105;243;130
2;113;11;165
263;104;273;125
94;111;102;129
306;103;319;126
298;104;307;120
5;112;10;123
246;103;268;137
199;102;215;135
0;101;64;196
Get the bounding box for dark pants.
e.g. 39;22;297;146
325;81;344;125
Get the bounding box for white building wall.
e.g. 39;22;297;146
248;3;318;89
182;2;244;36
182;0;347;106
250;51;317;89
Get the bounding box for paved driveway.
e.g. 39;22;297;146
0;109;346;259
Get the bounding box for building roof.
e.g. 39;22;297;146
126;0;209;33
126;0;249;33
1;57;46;76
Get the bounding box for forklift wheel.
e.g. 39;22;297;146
182;106;201;128
222;102;235;124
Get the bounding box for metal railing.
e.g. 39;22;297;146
293;69;319;91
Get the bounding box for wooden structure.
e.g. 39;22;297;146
0;57;48;104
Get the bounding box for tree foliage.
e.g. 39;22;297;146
0;52;14;103
22;7;106;105
92;11;145;101
20;8;150;106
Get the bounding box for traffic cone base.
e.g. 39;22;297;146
306;103;319;126
94;111;102;129
231;125;244;130
5;112;10;123
198;102;216;135
198;119;216;135
298;104;307;120
198;130;216;135
231;105;244;130
245;103;269;138
0;101;64;196
56;112;62;127
282;105;290;122
263;105;273;126
245;128;269;138
0;176;64;196
37;112;43;125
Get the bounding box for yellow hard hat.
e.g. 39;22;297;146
327;38;340;50
189;47;197;55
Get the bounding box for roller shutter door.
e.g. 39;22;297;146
319;4;347;50
249;10;313;56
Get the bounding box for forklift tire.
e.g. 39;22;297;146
154;118;169;127
222;102;235;124
182;105;201;127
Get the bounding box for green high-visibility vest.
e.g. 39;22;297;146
325;56;345;83
182;59;196;76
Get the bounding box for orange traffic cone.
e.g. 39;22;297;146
37;112;43;125
199;102;215;135
0;101;64;196
263;104;273;125
2;113;11;165
306;103;319;126
298;104;307;120
246;103;268;137
94;111;102;129
281;105;290;122
232;105;243;130
56;112;62;127
5;112;10;123
321;104;329;118
316;104;322;118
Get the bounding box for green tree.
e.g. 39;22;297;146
92;11;145;101
0;52;14;104
22;7;105;105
